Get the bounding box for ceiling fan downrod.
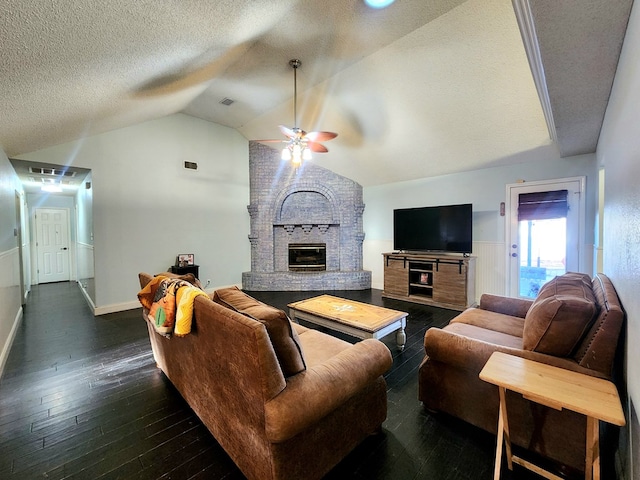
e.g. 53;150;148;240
289;59;301;128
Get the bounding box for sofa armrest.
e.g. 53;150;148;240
264;339;393;443
423;327;605;378
479;293;533;318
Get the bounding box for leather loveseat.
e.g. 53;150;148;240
138;273;393;480
418;272;624;473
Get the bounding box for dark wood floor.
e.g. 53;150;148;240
0;282;588;479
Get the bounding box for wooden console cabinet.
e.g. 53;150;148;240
382;252;476;311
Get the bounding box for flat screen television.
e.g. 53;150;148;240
393;203;472;254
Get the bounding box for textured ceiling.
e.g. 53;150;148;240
0;0;633;187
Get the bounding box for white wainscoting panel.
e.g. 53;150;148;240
76;242;94;279
472;241;506;297
0;247;22;377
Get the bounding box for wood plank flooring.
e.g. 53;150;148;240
0;282;603;479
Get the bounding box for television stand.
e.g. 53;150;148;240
382;252;476;310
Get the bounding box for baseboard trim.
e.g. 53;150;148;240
0;306;23;379
94;300;140;316
77;281;96;313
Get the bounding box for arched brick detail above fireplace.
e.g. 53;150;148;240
272;182;340;226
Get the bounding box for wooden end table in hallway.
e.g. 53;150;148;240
479;352;625;480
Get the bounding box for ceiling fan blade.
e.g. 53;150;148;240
134;41;252;97
279;125;297;139
307;142;329;153
304;131;338;142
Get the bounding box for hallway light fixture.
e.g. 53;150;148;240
41;184;63;193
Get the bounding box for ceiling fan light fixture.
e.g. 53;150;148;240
292;143;303;165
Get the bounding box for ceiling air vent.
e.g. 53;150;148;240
184;161;198;170
29;166;76;177
219;97;235;106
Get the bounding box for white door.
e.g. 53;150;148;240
36;208;71;283
506;177;585;298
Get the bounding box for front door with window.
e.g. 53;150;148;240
506;178;585;298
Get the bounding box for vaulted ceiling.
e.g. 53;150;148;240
0;0;633;186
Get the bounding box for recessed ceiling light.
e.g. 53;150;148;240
364;0;395;8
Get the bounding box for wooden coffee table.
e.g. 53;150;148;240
288;295;408;350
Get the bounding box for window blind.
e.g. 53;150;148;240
518;190;568;221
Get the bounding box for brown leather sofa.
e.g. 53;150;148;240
138;273;393;480
418;272;624;473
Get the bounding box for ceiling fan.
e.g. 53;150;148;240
260;59;338;165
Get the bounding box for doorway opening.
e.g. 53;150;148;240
8;158;94;305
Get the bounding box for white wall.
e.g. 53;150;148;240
597;1;640;477
363;154;598;294
0;148;25;377
19;114;250;312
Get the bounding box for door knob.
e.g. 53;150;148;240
511;253;517;257
61;247;68;250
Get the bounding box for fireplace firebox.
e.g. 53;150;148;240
289;244;326;271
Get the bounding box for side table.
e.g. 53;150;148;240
170;264;200;278
479;351;625;480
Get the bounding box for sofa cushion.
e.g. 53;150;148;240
213;286;306;376
295;328;353;367
451;308;525;338
523;273;598;356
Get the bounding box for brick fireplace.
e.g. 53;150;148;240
242;142;371;291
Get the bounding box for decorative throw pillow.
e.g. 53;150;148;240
523;273;598;356
213;286;306;376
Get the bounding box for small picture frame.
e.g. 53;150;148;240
420;273;429;284
176;253;194;267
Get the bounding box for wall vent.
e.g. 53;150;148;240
184;161;198;170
